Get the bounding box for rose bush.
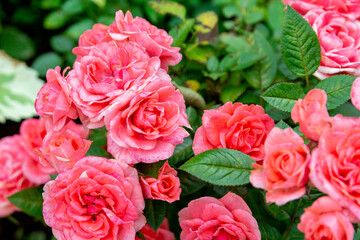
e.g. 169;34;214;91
43;156;146;240
193;102;274;161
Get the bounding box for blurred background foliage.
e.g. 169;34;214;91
1;0;332;239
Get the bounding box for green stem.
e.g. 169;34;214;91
283;199;303;240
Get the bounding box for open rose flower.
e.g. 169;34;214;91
304;9;360;79
106;80;189;164
39;121;91;173
35;66;78;131
298;196;354;239
136;218;175;240
19;118;56;184
43;156;146;240
0;135;34;217
193;102;274;161
310;115;360;222
69;41;163;129
140;161;181;203
108;10;182;70
291;89;330;141
250;127;310;205
178;192;261;240
283;0;360;20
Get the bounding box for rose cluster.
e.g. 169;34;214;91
250;88;360;239
283;0;360;79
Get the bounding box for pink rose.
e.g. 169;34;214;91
39;121;92;173
178;192;261;240
69;41;163;129
19;118;56;184
109;11;182;70
140;161;181;203
303;9;360;79
0;135;34;217
283;0;360;20
351;77;360;110
250;128;310;205
193;102;275;161
43;156;146;240
291;89;330;141
135;218;175;240
72;23;112;60
106;80;189;164
35;66;78;131
310;115;360;222
298;196;354;240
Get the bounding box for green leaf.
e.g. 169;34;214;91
171;19;194;47
0;55;43;123
267;0;285;31
262;83;306;112
50;174;58;180
185;44;215;64
284;221;304;240
315;75;356;110
281;6;321;77
222;5;242;19
178;171;206;196
137;160;165;179
143;200;166;231
7;187;43;217
168;137;194;167
66;19;95;39
43;11;67;30
91;0;106;8
220;35;250;52
212;185;247;198
329;102;360;117
149;1;186;20
259;223;282;240
61;0;84;15
179;148;255;186
86;127;108;158
40;0;61;9
207;56;219;72
219;53;240;71
220;85;247;103
186;106;198;127
245;10;264;25
274;120;291;129
174;83;206;109
231;52;262;71
194;11;218;34
243;31;277;89
31;52;62;78
265;203;291;222
50;35;74;53
0;28;35;60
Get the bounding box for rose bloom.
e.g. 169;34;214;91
0;135;34;217
283;0;360;20
69;41;163;129
291;89;330;141
106;79;189;164
108;10;182;70
135;218;175;240
72;23;112;60
140;161;181;203
303;9;360;79
35;66;78;131
250;127;310;205
193;102;275;161
178;192;261;240
351;77;360;110
43;156;146;240
310;115;360;222
298;196;354;240
39;121;91;173
19;118;56;184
